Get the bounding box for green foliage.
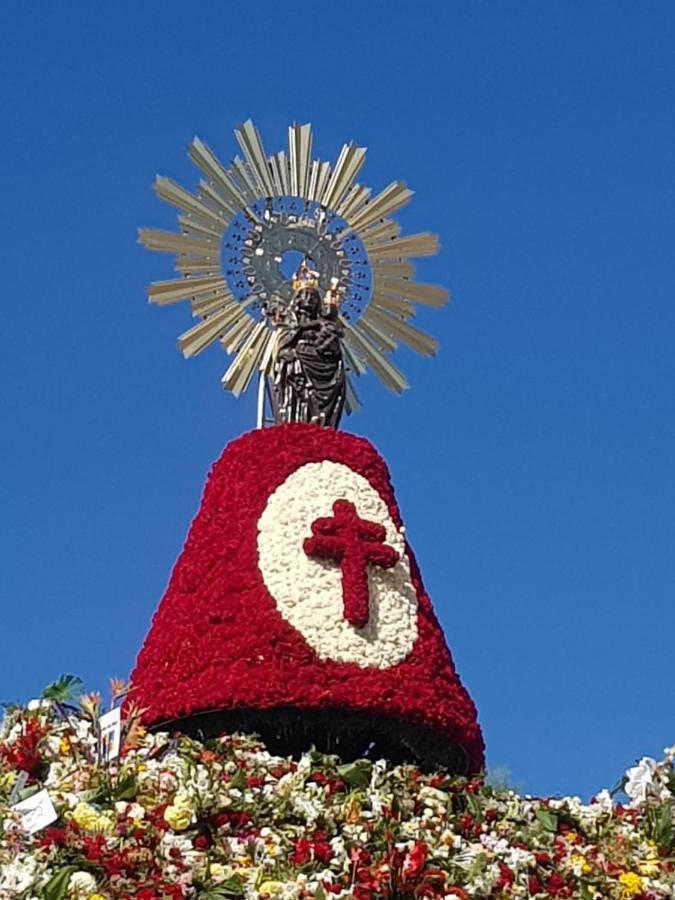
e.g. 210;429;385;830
41;674;83;705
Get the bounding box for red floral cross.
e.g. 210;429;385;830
303;499;399;628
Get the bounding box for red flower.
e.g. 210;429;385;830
496;863;515;890
402;841;427;881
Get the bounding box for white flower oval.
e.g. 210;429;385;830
257;461;418;668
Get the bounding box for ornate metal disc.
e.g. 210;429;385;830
139;120;449;406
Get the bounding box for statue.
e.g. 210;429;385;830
268;262;346;428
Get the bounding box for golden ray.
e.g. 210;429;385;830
147;275;227;305
380;278;449;307
177;216;224;240
357;316;398;353
370;293;415;318
363;306;438;357
336;184;371;220
222;322;268;396
138;228;220;257
191;291;238;317
346;182;413;232
188;137;252;212
321;144;367;210
235;119;275;198
220;310;256;355
288;123;312;198
369;232;439;259
371;260;415;279
345;324;409;393
174;259;221;276
178;308;238;359
153;177;229;230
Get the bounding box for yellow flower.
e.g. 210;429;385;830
570;854;591;875
637;854;660;877
72;802;102;832
209;862;231;884
164;802;192;830
59;737;71;754
89;895;107;900
258;882;285;898
0;771;17;791
618;872;643;897
71;802;114;834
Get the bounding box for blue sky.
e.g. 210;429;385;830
1;2;673;800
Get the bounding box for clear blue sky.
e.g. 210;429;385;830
1;2;673;800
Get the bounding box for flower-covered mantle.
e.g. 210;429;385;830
129;424;483;774
1;687;674;899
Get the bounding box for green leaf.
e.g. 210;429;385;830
465;794;483;818
654;804;673;850
336;759;373;789
114;774;138;802
42;866;77;900
41;675;83;704
579;882;593;900
535;808;558;832
314;886;327;900
198;879;246;898
229;769;248;791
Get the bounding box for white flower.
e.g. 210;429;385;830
67;871;98;897
624;757;671;807
0;856;40;894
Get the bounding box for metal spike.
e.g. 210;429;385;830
370;232;439;260
147;275;226;305
345;376;361;414
346;182;413;232
222;322;267;396
174;259;221;276
259;327;280;376
191;290;238;317
370;293;415;318
178;307;237;358
277;151;289;195
363;306;438;356
346;324;409;393
336;184;371;220
380;278;448;307
138;228;220;257
197;179;237;220
321;144;367;210
361;219;400;249
232;157;260;201
178;215;224;240
188;137;252;213
357;316;398;352
154;177;229;230
371;261;415;279
341;338;367;376
235;119;275;198
220;310;255;355
309;161;331;203
288;123;312;198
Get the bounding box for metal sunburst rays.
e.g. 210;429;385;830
139;119;448;408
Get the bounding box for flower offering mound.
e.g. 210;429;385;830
1;694;675;899
130;424;483;774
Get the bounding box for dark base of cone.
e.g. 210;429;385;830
151;707;470;774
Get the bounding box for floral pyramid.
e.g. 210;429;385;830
130;424;484;774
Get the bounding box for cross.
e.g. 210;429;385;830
303;499;399;628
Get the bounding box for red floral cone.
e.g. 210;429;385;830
130;424;484;773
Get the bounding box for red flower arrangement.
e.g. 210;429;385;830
130;423;484;773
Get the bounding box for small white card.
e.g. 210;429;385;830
13;789;57;834
99;706;122;761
